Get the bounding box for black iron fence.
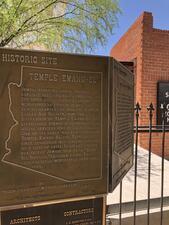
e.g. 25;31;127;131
107;103;169;225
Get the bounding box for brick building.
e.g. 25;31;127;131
110;12;169;158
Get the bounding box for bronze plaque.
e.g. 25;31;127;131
1;197;105;225
0;48;108;207
109;59;134;191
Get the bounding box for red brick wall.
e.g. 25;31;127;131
110;12;146;104
110;12;169;158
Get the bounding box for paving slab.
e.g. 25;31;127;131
107;146;169;205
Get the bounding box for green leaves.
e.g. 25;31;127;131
0;0;120;53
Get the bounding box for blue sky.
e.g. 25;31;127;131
96;0;169;56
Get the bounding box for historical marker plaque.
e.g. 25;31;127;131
0;48;108;207
157;82;169;125
109;60;134;191
1;197;105;225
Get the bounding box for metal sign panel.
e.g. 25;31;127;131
109;59;134;192
1;197;105;225
0;48;108;207
157;82;169;125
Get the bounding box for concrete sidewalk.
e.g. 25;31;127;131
108;210;169;225
107;146;169;206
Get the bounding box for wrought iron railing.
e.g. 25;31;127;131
107;103;169;225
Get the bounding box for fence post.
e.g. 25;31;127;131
147;103;154;225
160;103;166;225
133;103;141;225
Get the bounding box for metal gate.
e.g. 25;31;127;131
107;103;169;225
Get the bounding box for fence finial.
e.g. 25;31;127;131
147;103;154;119
135;102;141;116
135;102;141;111
147;103;154;111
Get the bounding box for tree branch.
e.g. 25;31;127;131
0;1;6;8
36;7;78;24
0;0;120;51
14;0;25;16
5;0;25;34
59;1;97;16
0;0;61;46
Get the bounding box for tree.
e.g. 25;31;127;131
0;0;120;53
